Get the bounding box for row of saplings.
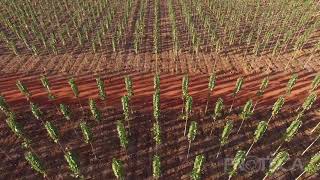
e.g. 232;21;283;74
0;73;320;179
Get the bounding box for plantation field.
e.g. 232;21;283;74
0;71;320;179
0;0;320;74
1;0;320;179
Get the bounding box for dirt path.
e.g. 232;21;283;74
0;49;319;76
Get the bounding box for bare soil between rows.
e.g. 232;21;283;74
0;49;320;76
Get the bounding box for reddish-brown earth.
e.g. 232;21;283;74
0;70;319;179
0;49;320;76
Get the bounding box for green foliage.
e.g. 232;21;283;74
272;96;285;117
213;98;224;119
304;152;320;175
221;120;233;146
302;92;317;112
311;74;320;92
153;91;160;121
152;121;161;145
6;112;24;139
0;0;315;57
96;77;106;100
188;121;198;142
68;78;79;98
121;95;130;121
283;120;302;142
16;80;31;98
185;95;193;118
208;73;216;91
295;112;304;121
0;95;10;114
116;120;128;149
253;121;268;143
89;99;101;122
40;75;50;91
240;99;254;121
64;151;82;178
48;93;55;100
182;75;189;98
191;154;205;180
153;155;161;178
154;74;160;90
125;76;133;97
229;150;246;178
44;121;59;143
60;104;71;120
112;158;124;180
30;102;43;120
286;74;298;94
257;77;269;96
25;151;47;177
80;121;92;144
265;151;289;177
233;77;244;96
153;0;160;54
